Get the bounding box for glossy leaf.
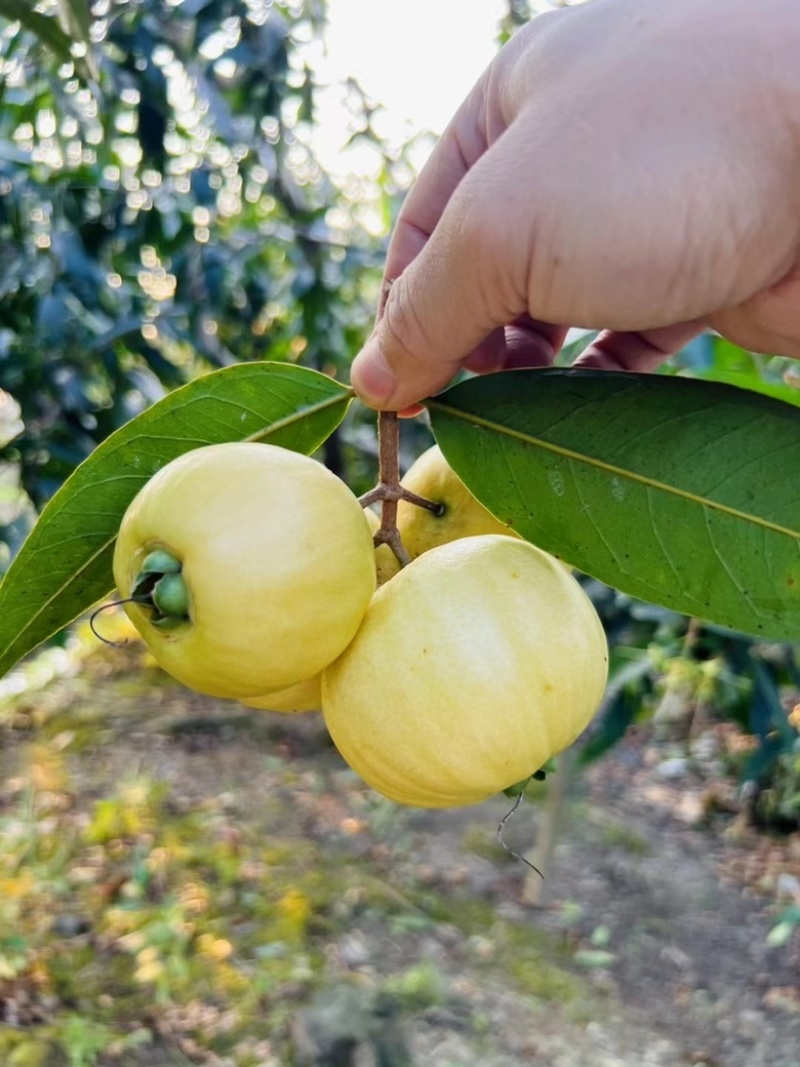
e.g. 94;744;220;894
682;368;800;409
0;363;351;679
427;369;800;640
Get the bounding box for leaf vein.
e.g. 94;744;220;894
428;401;800;542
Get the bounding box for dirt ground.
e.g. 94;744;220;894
1;643;800;1066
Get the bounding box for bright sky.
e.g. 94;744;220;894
307;0;509;181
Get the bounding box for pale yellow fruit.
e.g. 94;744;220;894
322;535;608;808
398;444;571;570
396;444;519;559
241;508;399;714
365;506;403;586
113;442;376;699
241;674;322;713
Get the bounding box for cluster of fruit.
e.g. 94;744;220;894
113;441;609;808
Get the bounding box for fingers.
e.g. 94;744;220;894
463;318;568;374
389;320;564;419
709;264;800;361
350;46;531;411
381;318;705;418
351;131;535;410
380;79;491;287
571;322;707;373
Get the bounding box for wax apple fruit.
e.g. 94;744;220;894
113;442;376;699
322;535;607;808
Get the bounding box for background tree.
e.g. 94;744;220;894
0;0;410;563
1;0;799;850
0;6;798;1063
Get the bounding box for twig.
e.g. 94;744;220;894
356;279;442;566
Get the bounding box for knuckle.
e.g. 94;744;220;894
511;6;571;63
379;279;437;368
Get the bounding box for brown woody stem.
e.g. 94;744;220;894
401;487;444;514
356;280;442;567
377;411;407;565
358;411;444;568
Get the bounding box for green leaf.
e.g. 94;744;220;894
776;904;800;925
766;920;796;949
56;0;92;44
0;362;352;680
709;336;759;375
427;369;800;641
578;684;641;766
682;368;800;409
55;0;98;79
0;0;97;80
0;0;74;63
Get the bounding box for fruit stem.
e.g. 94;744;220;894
357;281;443;566
358;414;447;566
374;410;411;567
401;487;446;514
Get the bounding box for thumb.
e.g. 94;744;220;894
351;144;531;411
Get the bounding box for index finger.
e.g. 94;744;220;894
382;78;492;283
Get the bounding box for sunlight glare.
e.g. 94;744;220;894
310;0;507;179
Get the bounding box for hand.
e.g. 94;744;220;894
350;0;800;412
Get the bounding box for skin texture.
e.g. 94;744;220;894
113;443;376;699
240;509;399;713
396;444;519;557
240;674;323;714
322;535;608;808
350;0;800;413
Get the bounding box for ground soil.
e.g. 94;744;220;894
1;649;799;1066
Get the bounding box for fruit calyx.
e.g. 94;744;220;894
131;549;190;629
502;767;549;799
502;776;533;798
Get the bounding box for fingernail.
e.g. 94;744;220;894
351;336;397;406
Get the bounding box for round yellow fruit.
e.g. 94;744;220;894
396;444;519;558
240;509;399;714
113;442;376;699
322;535;608;808
241;674;322;713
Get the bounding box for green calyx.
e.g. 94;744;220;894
502;764;552;799
152;572;189;618
503;776;533;798
131;549;190;628
138;549;182;577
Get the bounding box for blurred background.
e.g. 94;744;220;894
0;2;799;1065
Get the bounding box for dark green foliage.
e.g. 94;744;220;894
429;369;800;640
580;588;800;827
0;0;384;538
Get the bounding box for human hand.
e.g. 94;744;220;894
351;0;800;412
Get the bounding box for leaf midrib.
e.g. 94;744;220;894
427;400;800;542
